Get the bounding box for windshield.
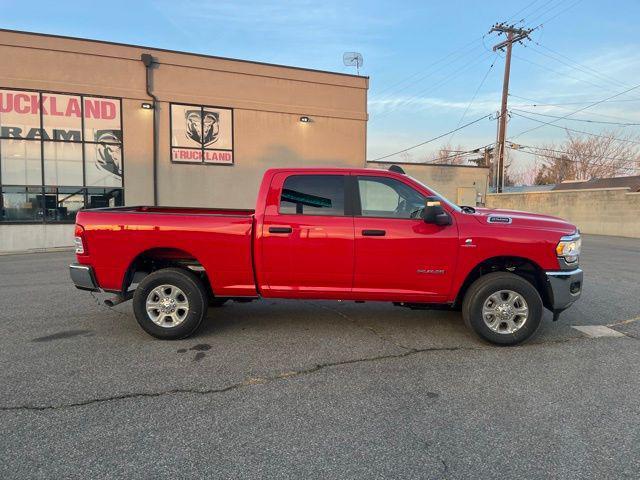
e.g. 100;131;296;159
409;176;463;213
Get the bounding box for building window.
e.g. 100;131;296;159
0;88;124;223
1;186;42;222
170;103;234;165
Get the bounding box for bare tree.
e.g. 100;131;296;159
429;144;468;165
507;161;540;186
533;131;640;185
488;147;518;188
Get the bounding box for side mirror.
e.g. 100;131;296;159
423;197;452;226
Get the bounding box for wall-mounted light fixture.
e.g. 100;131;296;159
141;102;154;110
299;116;310;123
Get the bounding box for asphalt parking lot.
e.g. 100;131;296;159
1;234;639;479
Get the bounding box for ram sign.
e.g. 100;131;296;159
170;103;234;165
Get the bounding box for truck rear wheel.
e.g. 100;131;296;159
133;268;207;340
462;272;543;346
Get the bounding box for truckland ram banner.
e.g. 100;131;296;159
70;167;583;346
0;89;123;186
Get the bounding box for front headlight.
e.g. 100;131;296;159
556;234;581;264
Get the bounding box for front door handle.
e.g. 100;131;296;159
269;226;293;234
362;229;386;237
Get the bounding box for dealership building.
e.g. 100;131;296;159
0;29;487;252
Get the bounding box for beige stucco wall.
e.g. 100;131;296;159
366;162;489;205
487;188;640;238
0;29;368;210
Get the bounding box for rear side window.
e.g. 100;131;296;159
279;175;345;216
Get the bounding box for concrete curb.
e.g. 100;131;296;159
0;246;74;256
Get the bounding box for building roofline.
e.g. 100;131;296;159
366;160;489;170
0;28;369;81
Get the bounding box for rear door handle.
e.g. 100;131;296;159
362;229;386;237
269;226;293;234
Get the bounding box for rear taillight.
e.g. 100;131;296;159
74;225;86;254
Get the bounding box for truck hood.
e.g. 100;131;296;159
471;207;577;235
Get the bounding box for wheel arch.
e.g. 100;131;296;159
121;247;213;297
454;256;551;310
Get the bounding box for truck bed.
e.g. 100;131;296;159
75;206;257;296
86;205;255;217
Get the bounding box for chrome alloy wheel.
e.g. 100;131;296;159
145;284;190;328
482;289;529;334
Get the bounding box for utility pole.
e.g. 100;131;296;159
490;23;532;192
483;146;492;168
493;110;500;190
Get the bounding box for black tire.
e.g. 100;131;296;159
462;272;543;346
133;267;207;340
209;298;229;308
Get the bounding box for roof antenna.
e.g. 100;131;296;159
388;165;405;174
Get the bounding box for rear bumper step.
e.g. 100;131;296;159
69;264;99;292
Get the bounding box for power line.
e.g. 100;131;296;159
512;52;620;92
409;142;496;165
511;108;640;126
528;0;584;27
509;111;640;144
509;94;639;122
448;54;499;143
509;144;639;172
526;45;627;91
509;82;640;139
371;40;484;101
370;51;494;122
367;114;493;162
516;0;557;24
531;42;629;89
427;148;486;164
372;45;487;107
513;143;638;163
509;93;640;106
505;0;543;23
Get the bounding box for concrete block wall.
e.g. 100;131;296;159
0;224;75;253
487;187;640;238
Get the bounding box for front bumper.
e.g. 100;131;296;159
546;268;583;311
69;264;99;291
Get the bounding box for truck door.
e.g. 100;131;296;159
260;173;354;296
353;175;459;302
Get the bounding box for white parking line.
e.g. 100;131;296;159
607;315;640;327
572;325;626;338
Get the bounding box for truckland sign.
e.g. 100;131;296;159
170;103;234;165
0;89;123;187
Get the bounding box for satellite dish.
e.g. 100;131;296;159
343;52;363;75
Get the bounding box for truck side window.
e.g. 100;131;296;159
358;176;425;219
280;175;345;216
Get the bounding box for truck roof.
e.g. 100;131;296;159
264;167;406;177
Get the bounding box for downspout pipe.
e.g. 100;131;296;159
141;53;158;206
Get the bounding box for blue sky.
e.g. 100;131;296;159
3;0;640;171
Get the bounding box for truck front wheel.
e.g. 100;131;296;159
462;272;543;346
133;268;207;340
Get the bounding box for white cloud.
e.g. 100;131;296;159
368;93;501;116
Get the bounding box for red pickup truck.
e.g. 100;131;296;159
70;167;582;345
